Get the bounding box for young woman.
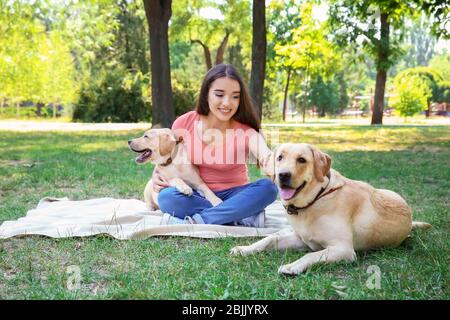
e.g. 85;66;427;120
153;64;277;226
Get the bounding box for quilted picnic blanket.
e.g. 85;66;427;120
0;197;291;240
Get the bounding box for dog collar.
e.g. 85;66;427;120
286;171;334;215
160;138;182;167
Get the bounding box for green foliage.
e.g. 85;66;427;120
309;75;340;116
172;78;197;117
413;0;449;38
402;13;436;68
73;68;150;123
0;1;77;111
392;74;431;118
1;105;63;119
275;3;339;76
0;0;445;123
328;0;415;72
396;66;443;102
171;0;252;71
429;53;450;82
437;81;450;103
336;72;350;110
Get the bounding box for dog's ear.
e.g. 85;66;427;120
159;132;177;157
309;145;331;182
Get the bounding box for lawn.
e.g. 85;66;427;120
0;124;448;299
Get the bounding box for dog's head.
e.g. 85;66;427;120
273;143;331;204
128;128;178;165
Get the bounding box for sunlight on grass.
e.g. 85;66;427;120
0;124;448;299
78;141;127;153
268;126;450;152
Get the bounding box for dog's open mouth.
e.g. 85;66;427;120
279;181;307;201
132;148;152;163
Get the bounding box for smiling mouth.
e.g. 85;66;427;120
218;108;232;114
130;147;152;163
279;181;307;201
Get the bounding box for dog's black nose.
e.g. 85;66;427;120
278;172;291;184
127;140;132;145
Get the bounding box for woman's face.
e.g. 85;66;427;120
207;77;240;123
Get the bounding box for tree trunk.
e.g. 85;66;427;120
282;68;291;122
371;12;390;125
320;107;325;117
16;102;20;119
36;102;43;117
143;0;175;127
426;100;431;117
215;31;230;65
249;0;266;121
1;99;4;116
191;39;212;71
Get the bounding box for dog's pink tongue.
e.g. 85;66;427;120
280;187;296;200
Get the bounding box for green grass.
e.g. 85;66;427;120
0;125;448;299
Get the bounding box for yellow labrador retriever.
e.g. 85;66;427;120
128;128;222;210
231;143;431;275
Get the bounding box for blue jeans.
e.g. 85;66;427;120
158;178;278;225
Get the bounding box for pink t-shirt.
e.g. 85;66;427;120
172;111;257;191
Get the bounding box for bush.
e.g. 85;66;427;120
437;81;450;103
73;68;150;123
392;75;431;118
0;105;61;119
172;78;197;117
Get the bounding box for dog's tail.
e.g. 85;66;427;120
412;221;432;230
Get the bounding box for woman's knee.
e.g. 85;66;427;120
256;178;278;202
157;187;186;216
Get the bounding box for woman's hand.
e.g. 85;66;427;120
249;130;275;179
152;168;170;192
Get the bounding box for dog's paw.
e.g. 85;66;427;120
230;246;252;256
176;185;193;196
278;262;307;275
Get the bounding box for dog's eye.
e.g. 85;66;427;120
277;155;283;161
144;135;149;139
297;157;306;164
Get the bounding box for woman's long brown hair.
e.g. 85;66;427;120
195;64;261;131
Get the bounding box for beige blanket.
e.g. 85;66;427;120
0;197;291;240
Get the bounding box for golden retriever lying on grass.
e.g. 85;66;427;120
231;143;431;275
128;128;222;210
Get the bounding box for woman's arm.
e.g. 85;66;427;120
152;167;170;192
248;130;275;179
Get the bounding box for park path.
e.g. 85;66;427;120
0;118;449;132
0;121;151;132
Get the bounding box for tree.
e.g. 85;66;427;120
143;0;175;127
413;0;449;38
430;54;450;82
329;0;447;125
0;1;77;119
249;0;266;120
404;13;436;67
396;67;443;116
391;74;431;119
275;3;339;122
116;0;149;74
329;0;420;125
266;0;301;122
171;0;251;72
309;75;340;117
